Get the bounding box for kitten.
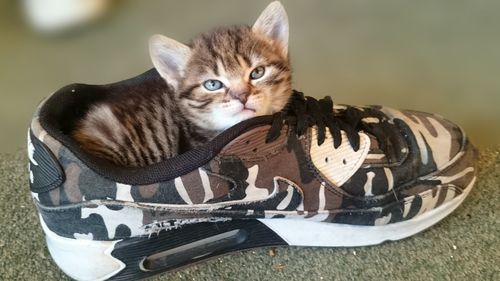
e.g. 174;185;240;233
72;1;292;167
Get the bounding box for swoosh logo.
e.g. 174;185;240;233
138;175;303;212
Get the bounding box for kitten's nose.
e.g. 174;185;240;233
230;90;250;105
238;93;249;104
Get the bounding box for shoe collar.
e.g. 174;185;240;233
35;69;274;185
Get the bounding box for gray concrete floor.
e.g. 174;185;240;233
0;0;499;153
0;148;498;280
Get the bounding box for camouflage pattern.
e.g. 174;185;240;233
29;101;477;241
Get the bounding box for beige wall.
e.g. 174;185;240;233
1;0;498;152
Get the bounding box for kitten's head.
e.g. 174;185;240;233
149;1;291;132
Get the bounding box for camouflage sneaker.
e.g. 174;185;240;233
28;70;477;281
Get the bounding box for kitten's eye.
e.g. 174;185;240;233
250;66;265;80
202;80;224;91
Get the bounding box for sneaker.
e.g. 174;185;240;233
28;69;477;281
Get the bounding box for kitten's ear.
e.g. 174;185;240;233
252;1;289;56
149;34;191;90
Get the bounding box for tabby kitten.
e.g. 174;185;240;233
72;1;292;167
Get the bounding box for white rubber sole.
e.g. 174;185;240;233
40;216;125;281
259;177;475;247
40;178;475;280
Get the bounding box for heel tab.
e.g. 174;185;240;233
28;129;65;193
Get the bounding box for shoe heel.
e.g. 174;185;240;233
40;216;125;281
41;217;286;281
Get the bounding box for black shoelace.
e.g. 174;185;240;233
266;90;374;151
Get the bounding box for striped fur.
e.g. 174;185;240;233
72;2;292;167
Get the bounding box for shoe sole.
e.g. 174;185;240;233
259;176;476;247
40;177;475;281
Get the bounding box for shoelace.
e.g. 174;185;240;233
266;90;374;151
